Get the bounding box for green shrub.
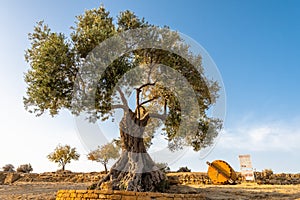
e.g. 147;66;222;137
17;164;33;173
2;164;15;172
177;166;191;172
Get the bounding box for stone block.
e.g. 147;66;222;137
137;196;152;200
76;193;84;198
89;193;99;198
98;189;113;195
174;198;183;200
110;195;122;200
122;196;137;200
98;194;108;199
62;192;70;198
77;189;88;193
83;193;99;198
70;192;77;198
0;172;6;184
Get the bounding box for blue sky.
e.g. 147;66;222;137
0;0;300;173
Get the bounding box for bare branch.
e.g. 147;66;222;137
140;96;159;106
74;71;86;94
137;81;156;91
111;104;127;110
147;63;157;83
164;99;167;115
136;88;141;119
135;82;157;119
148;113;166;121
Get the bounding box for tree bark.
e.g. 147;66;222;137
104;163;108;174
93;109;167;192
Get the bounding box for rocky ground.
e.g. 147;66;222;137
0;171;300;199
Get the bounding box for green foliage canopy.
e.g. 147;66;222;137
17;164;33;173
87;142;120;173
24;6;222;152
47;144;80;170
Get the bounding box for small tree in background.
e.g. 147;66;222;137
16;164;33;173
2;164;15;172
87;142;120;174
47;144;80;171
177;166;191;172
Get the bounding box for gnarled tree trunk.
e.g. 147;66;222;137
93;109;167;192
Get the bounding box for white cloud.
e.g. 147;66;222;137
218;119;300;152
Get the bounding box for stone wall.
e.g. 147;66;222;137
56;189;206;200
1;171;300;185
168;172;300;185
0;171;105;184
254;172;300;185
167;172;211;185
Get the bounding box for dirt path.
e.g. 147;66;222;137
0;182;300;200
0;182;89;200
176;184;300;200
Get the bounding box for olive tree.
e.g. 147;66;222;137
87;142;120;174
47;144;80;171
24;6;222;191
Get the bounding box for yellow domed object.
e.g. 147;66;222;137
207;160;237;185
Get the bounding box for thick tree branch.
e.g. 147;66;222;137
136;81;157;119
148;113;166;121
111;104;127;110
116;86;129;109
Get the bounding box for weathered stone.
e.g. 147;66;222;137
0;172;6;184
110;194;122;200
121;196;137;200
4;172;20;184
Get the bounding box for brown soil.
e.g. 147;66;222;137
0;182;89;200
0;182;300;200
169;183;300;200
